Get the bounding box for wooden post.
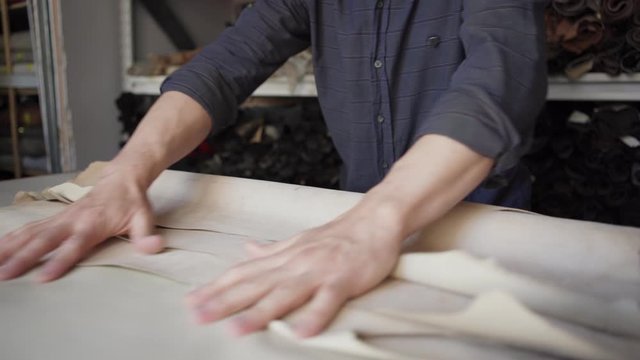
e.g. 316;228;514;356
0;0;22;178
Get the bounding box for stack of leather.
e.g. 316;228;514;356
546;0;640;79
524;101;640;226
127;49;201;77
0;96;46;174
116;94;342;189
0;31;35;75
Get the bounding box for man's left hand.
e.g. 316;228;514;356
185;211;402;338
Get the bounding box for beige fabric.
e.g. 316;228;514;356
2;164;640;359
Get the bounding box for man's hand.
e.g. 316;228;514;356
0;167;164;282
187;134;493;338
186;207;403;338
0;91;213;283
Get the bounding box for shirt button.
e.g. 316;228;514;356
376;0;384;8
374;59;383;68
426;35;441;48
382;162;389;169
377;115;385;124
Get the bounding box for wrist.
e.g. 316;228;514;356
346;195;409;248
101;157;161;190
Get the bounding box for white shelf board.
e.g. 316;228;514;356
124;74;318;97
253;75;317;97
0;73;38;89
9;1;27;10
125;73;640;101
124;75;164;95
548;73;640;101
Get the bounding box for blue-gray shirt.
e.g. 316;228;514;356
162;0;547;195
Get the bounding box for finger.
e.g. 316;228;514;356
190;278;276;324
0;229;68;280
227;279;316;336
38;234;96;282
129;210;164;254
0;231;30;266
0;220;50;265
289;282;349;338
186;256;288;305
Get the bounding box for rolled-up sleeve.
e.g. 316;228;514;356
415;0;547;172
161;0;310;133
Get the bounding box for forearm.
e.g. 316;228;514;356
107;91;212;187
350;134;494;243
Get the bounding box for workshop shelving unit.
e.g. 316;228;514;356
120;0;318;98
117;0;640;226
0;0;35;178
0;0;62;179
119;0;640;100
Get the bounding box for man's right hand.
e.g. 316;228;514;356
0;166;165;282
0;91;212;283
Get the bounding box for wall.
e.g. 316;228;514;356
134;0;232;60
60;0;122;169
60;0;232;170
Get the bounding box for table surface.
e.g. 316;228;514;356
1;170;638;360
0;173;358;360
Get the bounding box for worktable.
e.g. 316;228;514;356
0;167;639;360
0;173;75;206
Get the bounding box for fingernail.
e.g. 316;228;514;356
292;323;315;338
191;309;208;325
38;264;59;283
193;302;220;324
185;290;203;307
0;263;13;280
228;316;250;337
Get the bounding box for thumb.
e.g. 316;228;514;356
129;208;165;254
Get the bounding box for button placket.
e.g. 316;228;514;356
372;0;392;175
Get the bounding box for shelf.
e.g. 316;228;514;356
0;163;48;177
548;73;640;101
9;2;27;11
125;73;640;101
124;74;318;97
0;72;38;89
252;75;317;97
123;75;164;95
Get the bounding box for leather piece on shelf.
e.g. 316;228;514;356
620;49;640;72
551;0;601;17
601;0;637;23
564;15;604;53
546;11;604;55
592;104;640;138
564;53;596;79
594;35;626;75
627;27;640;51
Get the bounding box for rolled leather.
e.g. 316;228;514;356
563;15;605;53
620;49;640;72
601;0;636;24
552;0;601;17
627;27;640;51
